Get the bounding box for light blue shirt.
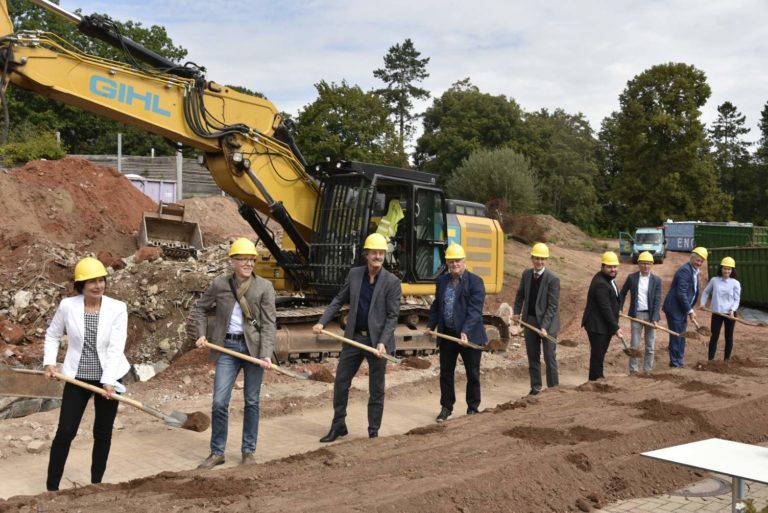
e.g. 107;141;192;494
700;277;741;314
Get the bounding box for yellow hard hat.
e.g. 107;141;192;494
531;242;550;258
692;247;708;260
637;251;654;264
720;256;735;268
601;251;619;266
363;233;388;251
229;238;258;257
445;243;466;260
74;257;108;282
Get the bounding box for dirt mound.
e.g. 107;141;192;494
507;214;595;250
0;157;156;257
503;425;621;445
575;381;621;393
179;196;254;245
693;355;761;376
639;373;736;398
631;399;720;435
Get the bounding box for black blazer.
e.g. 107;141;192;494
581;271;620;335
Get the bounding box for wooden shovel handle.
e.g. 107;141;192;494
320;330;400;364
202;341;307;380
52;371;165;420
426;330;485;351
702;307;758;326
620;313;681;336
517;319;559;345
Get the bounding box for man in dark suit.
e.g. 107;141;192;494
619;251;663;374
662;246;707;368
513;242;560;396
426;243;487;422
313;233;402;442
582;251;624;381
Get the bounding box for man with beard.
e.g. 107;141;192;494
582;251;624;381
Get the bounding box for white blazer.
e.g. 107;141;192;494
44;295;130;385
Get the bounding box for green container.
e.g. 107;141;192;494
694;224;755;249
707;246;768;308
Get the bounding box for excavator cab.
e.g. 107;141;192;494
309;161;447;298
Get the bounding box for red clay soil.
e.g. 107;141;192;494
0;157;156;258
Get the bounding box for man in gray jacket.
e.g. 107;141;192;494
313;233;402;442
619;251;662;374
513;243;560;396
194;238;276;469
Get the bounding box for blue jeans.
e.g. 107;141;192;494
628;311;656;373
666;314;687;367
210;338;264;455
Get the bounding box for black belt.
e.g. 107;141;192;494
355;329;369;337
637;310;648;313
225;333;245;341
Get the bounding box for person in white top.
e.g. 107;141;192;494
43;257;130;491
619;252;663;374
700;256;741;360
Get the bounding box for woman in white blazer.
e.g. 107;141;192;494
43;257;130;491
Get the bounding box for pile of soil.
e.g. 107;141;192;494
507;214;595;250
0;157;156;257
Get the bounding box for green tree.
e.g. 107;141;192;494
373;38;430;153
520;109;600;228
599;63;731;228
295;80;406;166
5;0;189;155
747;101;768;224
446;147;537;214
414;79;524;179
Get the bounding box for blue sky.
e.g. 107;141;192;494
57;0;768;143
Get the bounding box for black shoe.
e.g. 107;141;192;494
528;388;540;396
467;408;479;415
436;407;451;423
368;431;378;439
319;426;348;443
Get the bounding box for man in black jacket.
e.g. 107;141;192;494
582;251;624;381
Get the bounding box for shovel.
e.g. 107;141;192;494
690;316;712;336
616;333;643;358
702;307;766;327
620;313;699;339
319;329;402;364
426;330;486;351
201;341;312;381
517;319;579;347
13;369;209;432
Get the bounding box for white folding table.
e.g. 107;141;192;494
642;438;768;513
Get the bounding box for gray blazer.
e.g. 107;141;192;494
319;266;401;354
513;268;561;336
195;273;277;360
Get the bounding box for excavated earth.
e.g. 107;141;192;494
1;158;767;512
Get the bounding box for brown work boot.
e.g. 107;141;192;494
197;453;225;470
241;452;256;465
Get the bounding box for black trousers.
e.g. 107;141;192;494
708;315;736;360
439;328;482;412
331;333;387;435
47;380;119;491
587;331;612;381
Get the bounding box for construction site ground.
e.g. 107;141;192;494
1;158;768;512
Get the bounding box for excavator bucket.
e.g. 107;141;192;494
138;202;204;259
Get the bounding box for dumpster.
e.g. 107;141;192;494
707;247;768;308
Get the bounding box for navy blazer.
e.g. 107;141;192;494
427;270;488;344
619;272;662;322
662;262;699;319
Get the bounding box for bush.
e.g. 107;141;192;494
0;129;66;166
446;147;538;214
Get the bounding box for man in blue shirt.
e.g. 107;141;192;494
662;247;707;367
426;244;487;423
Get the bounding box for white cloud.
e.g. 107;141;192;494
55;0;768;142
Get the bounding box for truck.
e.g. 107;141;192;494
619;227;666;264
0;0;508;360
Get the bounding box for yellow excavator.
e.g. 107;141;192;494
0;0;508;360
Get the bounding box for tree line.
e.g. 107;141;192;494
4;2;768;232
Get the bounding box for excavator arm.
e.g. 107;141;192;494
0;0;318;262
